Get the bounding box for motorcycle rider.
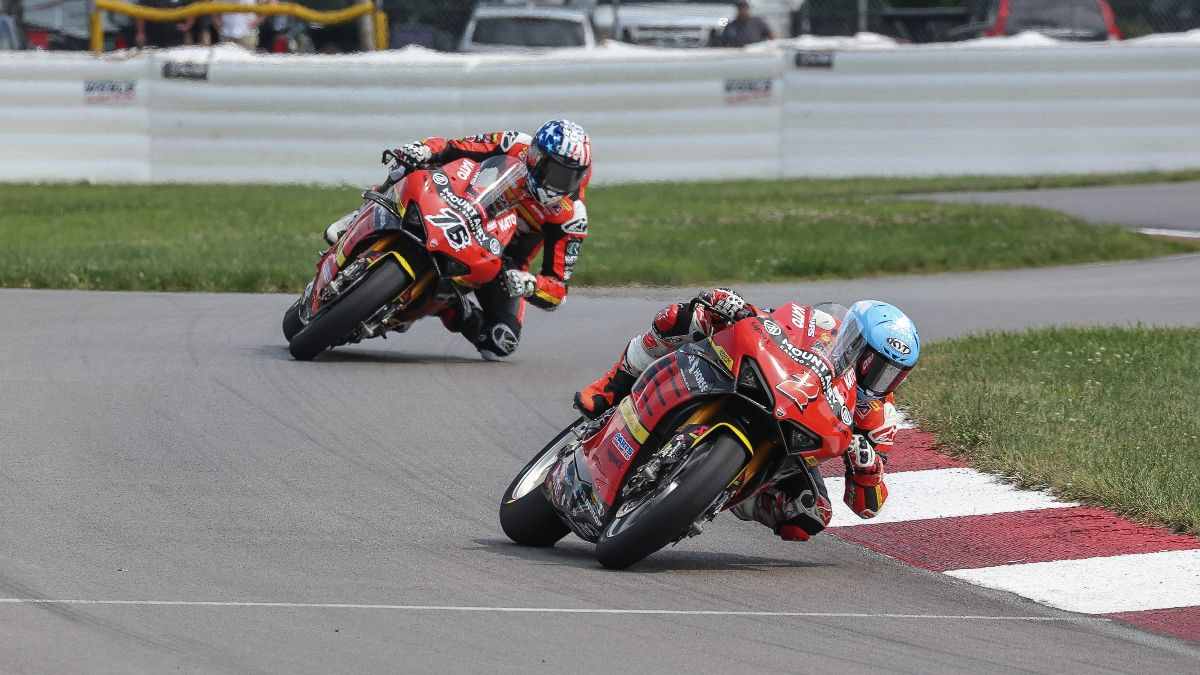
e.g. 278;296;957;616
324;120;592;361
574;289;921;542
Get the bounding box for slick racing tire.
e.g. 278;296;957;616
287;258;410;361
499;423;575;547
282;300;304;342
595;431;746;570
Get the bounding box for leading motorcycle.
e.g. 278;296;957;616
283;154;527;360
500;302;861;569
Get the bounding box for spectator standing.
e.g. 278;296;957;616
721;0;776;47
215;0;261;50
135;0;195;48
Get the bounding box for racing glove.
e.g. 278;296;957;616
384;142;433;170
843;435;888;518
502;269;537;299
698;288;753;324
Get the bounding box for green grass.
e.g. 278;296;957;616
1;170;1198;292
902;326;1200;534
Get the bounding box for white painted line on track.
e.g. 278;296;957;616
1138;227;1200;239
824;468;1076;527
0;598;1105;621
946;549;1200;614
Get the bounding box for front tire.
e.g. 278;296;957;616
282;300;304;341
594;432;746;570
287;259;410;361
499;423;577;547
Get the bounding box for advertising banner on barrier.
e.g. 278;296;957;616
1;38;1198;184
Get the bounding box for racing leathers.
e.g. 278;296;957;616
410;132;590;359
574;289;900;542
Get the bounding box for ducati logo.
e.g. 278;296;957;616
763;320;782;336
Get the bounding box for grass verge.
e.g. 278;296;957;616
1;171;1197;292
902;326;1200;534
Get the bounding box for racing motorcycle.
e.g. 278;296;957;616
500;302;862;570
283;154;527;360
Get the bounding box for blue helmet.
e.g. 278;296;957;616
527;119;591;206
832;300;920;399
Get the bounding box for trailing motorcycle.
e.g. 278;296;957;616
500;302;862;569
283;154;527;360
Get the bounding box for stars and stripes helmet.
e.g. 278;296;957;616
527;119;591;207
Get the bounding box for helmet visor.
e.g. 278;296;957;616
531;151;587;196
857;349;912;398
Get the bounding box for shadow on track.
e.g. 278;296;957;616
471;538;829;573
256;345;484;365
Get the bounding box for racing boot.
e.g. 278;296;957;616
323;211;357;246
573;350;638;420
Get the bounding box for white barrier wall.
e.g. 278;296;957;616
1;36;1198;184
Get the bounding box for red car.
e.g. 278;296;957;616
983;0;1123;41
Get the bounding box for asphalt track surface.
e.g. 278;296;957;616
912;181;1200;233
3;254;1200;673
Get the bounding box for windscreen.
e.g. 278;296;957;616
468;155;529;214
1006;0;1107;37
807;303;854;376
472;17;586;47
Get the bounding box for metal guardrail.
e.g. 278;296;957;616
89;0;387;53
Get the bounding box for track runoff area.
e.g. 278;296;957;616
821;426;1200;642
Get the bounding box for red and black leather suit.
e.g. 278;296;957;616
421;132;590;357
576;289;899;541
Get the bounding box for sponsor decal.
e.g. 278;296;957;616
768;331;853;421
433;179;502;257
791;305;807;331
561;216;587;235
684;356;710;393
803;454;820;468
723;77;773;104
564;239;582;266
161;62;209;80
807;308;817;337
84;80;136;105
794;51;834;69
618;397;649;443
431;172;449;186
456;159;475;181
711;341;734;372
763;319;783;336
494;211;517;234
886;337;911;355
499;130;521;151
612;432;635;461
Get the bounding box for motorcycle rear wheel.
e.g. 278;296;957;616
594;431;745;570
499;423;576;547
287;258;410;361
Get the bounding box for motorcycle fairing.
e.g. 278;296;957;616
306;204;411;316
710;304;856;465
575;346;738;507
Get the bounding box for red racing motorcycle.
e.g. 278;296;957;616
283;155;527;360
500;302;862;569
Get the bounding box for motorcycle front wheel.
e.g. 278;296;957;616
499;422;577;547
287;258;411;361
282;299;303;341
594;431;746;570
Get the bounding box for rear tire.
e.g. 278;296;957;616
282;300;304;341
499;424;576;547
287;259;410;361
594;432;746;570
